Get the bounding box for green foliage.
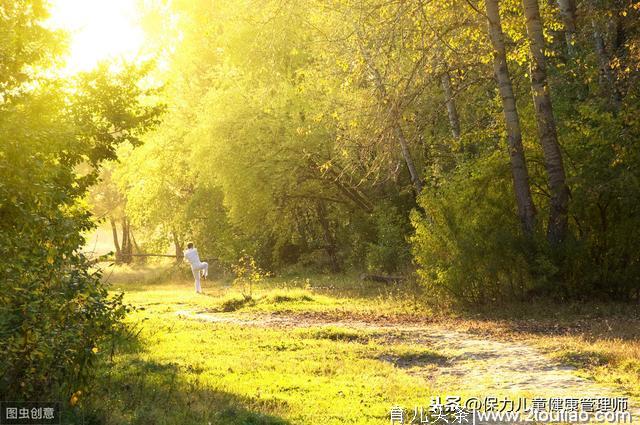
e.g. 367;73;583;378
111;0;640;302
365;203;412;274
408;0;640;303
0;0;161;403
411;92;640;303
411;154;538;304
232;254;270;299
116;0;428;274
555;101;640;299
0;0;63;93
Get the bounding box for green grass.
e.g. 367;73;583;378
91;309;431;424
80;264;640;423
83;266;443;424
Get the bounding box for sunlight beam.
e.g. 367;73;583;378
46;0;145;74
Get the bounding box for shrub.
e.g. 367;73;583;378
364;203;412;274
0;189;130;402
410;153;537;304
232;253;270;298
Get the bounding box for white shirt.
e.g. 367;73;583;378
183;248;201;266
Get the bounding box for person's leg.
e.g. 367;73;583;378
202;262;208;279
192;267;201;293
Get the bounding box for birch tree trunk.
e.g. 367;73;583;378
556;0;577;55
485;0;537;235
440;71;462;141
172;229;184;263
392;122;423;193
522;0;570;244
592;22;622;111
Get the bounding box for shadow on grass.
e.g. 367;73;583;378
301;326;378;343
217;295;256;312
377;350;449;369
554;350;612;368
454;300;640;341
75;356;291;425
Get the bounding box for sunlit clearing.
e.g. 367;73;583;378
47;0;145;74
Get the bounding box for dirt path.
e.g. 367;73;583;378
176;309;638;421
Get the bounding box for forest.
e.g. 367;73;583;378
94;0;640;301
1;0;639;423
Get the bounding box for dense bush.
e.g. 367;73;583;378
365;203;412;274
411;101;640;303
556;103;640;300
411;154;539;304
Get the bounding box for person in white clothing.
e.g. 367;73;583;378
183;242;208;293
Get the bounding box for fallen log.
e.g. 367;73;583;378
130;254;177;258
130;253;218;263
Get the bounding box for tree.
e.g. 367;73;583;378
126;0;640;299
522;0;570;244
440;69;462;141
556;0;577;55
484;0;537;235
355;26;424;194
0;1;162;401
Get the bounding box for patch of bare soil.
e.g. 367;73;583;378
176;310;639;422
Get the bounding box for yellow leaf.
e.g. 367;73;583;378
70;390;82;406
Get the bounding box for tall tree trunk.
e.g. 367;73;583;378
440;71;462;141
120;216;132;263
485;0;537;235
392;123;423;193
130;229;141;254
355;37;423;194
556;0;577;55
172;229;184;263
522;0;570;244
592;21;622;112
109;217;122;261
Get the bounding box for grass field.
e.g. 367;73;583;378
79;263;640;424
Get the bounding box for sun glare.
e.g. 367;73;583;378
47;0;145;74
